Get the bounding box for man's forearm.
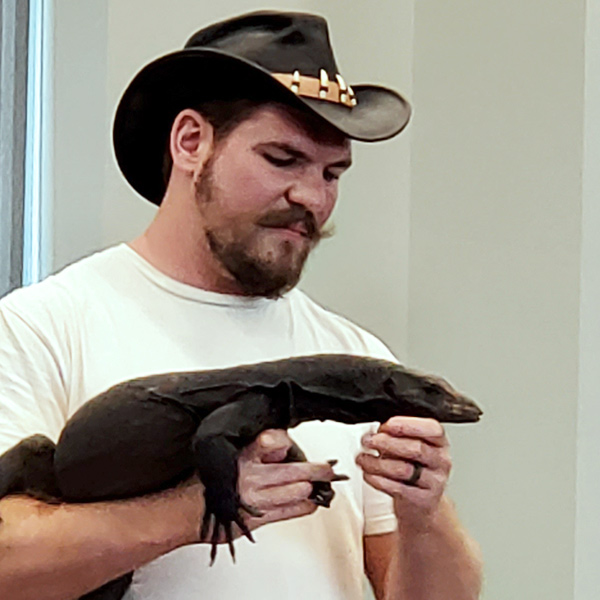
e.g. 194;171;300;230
389;496;483;600
0;481;204;600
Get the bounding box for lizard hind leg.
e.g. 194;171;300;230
0;434;61;501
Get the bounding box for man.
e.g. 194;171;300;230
0;11;482;600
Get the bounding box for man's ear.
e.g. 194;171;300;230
169;109;215;177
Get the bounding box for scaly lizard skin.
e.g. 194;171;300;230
0;354;482;600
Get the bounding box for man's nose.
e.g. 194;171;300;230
286;173;335;223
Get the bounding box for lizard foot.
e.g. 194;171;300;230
309;481;335;507
200;493;257;565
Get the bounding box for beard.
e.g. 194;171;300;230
195;163;327;299
205;229;311;298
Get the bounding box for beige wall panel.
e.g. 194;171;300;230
410;2;585;599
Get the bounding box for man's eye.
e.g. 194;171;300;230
324;170;340;182
264;154;296;167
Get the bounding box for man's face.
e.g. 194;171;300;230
194;104;352;298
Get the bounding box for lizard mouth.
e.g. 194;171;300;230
446;396;483;422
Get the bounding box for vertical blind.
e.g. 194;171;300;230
0;0;30;298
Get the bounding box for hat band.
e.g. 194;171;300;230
272;69;357;108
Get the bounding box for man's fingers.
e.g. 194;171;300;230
355;454;444;490
247;480;315;508
361;432;451;472
362;433;436;465
377;417;447;446
356;454;417;482
236;431;348;534
245;461;339;488
247;499;318;528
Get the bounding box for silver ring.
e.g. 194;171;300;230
404;461;423;487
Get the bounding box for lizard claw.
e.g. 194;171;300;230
234;512;255;543
239;499;263;518
224;521;236;562
210;519;220;566
200;504;255;565
207;518;243;565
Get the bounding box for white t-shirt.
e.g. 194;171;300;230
0;244;398;600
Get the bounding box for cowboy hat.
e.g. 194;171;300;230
113;10;411;205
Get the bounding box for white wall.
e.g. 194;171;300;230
575;0;600;598
409;2;585;599
51;0;108;267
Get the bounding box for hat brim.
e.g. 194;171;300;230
113;48;411;205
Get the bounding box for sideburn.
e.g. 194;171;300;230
194;152;218;204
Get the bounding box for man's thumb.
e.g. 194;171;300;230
254;429;293;463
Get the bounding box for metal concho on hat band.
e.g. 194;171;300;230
272;69;358;108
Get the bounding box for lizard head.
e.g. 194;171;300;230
386;368;483;424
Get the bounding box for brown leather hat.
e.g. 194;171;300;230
113;10;411;205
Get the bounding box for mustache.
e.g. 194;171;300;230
257;205;320;240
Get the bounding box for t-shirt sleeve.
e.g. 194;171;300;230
0;291;70;454
362;477;398;536
355;332;400;535
361;420;398;536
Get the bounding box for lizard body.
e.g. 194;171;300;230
0;354;482;600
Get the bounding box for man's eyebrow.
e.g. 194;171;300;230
256;142;352;169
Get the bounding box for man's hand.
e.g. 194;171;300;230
356;416;452;522
227;429;339;537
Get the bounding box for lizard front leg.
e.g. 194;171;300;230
191;390;287;564
192;427;257;564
